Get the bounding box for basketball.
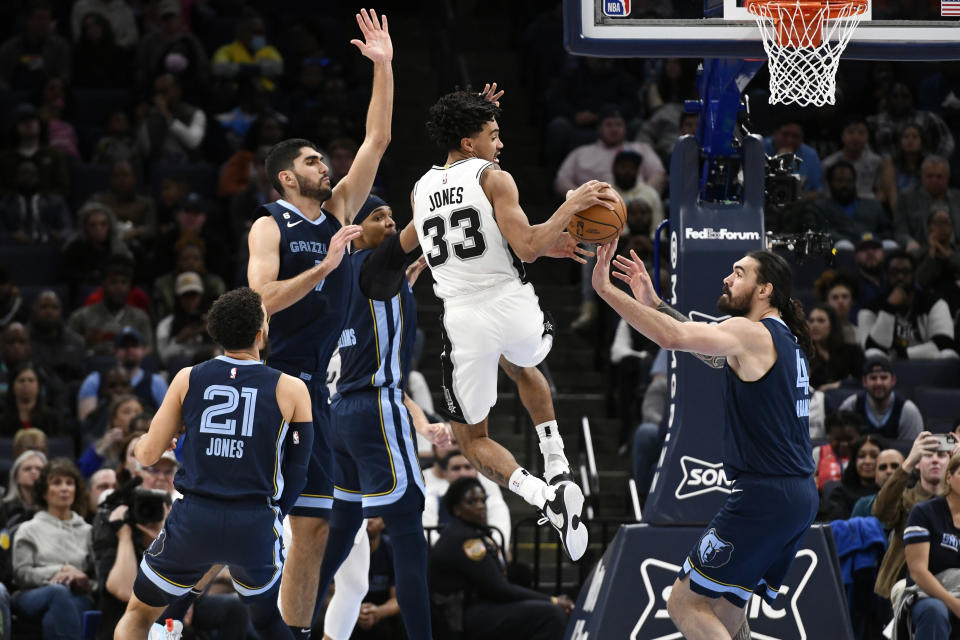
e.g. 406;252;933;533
567;190;627;245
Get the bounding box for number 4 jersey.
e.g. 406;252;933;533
412;158;526;300
178;356;292;503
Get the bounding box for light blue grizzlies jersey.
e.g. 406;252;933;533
722;317;815;477
178;356;291;504
335;249;418;395
261;199;352;375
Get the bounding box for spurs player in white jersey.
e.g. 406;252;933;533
396;87;616;560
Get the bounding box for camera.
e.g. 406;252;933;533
101;477;171;526
934;433;957;453
764;152;803;211
766;230;836;264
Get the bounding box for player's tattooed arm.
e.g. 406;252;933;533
655;301;727;369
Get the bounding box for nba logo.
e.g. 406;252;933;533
292;431;300;445
230;367;237;379
603;0;630;17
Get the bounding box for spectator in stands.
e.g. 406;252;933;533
813;412;860;491
92;111;140;168
838;353;924;440
822;115;883;201
901;450;960;639
69;263;154;357
422;449;512;552
874;431;950;601
0;104;70;197
36;75;80;159
89;160;157;249
0;362;63;436
28;290;85;385
545;58;641;166
808;304;864;390
327;137;360;187
895;156;960;252
86;467;115;514
11;458;95;637
114;431;144;484
609;312;658;443
137;72;207;162
153;193;230;281
879;123;927;214
916;207;960;312
1;323;65;413
612;150;664;231
341;516;403;639
635;59;699;164
814;161;892;248
854;235;886;309
70;0;138;49
870;82;954;160
76;326;165;422
0;266;29;330
217;117;285;198
61;203;135;294
852;448;906;518
78;393;143;477
135;0;210;101
818;272;860;344
229;145;277;246
13;427;48;459
152;234;226;320
211;9;284;93
762;116;823;196
821;434;887;521
0;159;72;245
156;272;213;368
630;348;668;500
0;1;71;92
430;477;571;640
72;12;128;89
554;106;666;197
858;250;958;359
156;173;189;230
0;450;46;526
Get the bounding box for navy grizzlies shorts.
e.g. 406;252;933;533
678;474;818;607
134;495;284;606
269;362;335;517
330;387;425;517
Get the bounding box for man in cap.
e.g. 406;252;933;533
156;271;211;368
837;353;924;440
76;326;168;422
853;233;886;308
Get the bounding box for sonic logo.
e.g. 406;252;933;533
675;456;734;500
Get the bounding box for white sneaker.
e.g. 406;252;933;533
539;480;588;561
148;619;183;640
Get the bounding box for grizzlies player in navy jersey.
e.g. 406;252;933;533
592;243;818;640
315;195;450;639
114;288;314;640
246;10;393;634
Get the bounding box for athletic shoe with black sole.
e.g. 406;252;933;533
539;480;588;561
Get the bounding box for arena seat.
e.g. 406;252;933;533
893;359;960;397
71;89;129;127
913;386;960;433
824;388;857;415
0;244;61;286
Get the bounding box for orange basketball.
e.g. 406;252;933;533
566;190;627;245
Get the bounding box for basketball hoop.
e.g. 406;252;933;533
745;0;869;107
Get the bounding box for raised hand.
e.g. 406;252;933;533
321;225;364;272
480;82;504;106
350;9;392;64
591;237;619;293
613;249;661;307
565;180;618;213
405;255;428;286
544;232;594;264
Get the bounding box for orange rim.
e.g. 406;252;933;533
745;0;869;46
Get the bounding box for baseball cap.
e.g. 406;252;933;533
115;326;144;347
863;353;893;376
174;271;204;296
154;450;180;468
855;233;882;251
614;149;643;166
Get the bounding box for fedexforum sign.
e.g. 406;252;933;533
685;227;762;241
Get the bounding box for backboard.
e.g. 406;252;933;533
565;0;960;59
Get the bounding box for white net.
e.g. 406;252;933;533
747;0;868;107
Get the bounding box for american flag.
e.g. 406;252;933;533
944;0;960;16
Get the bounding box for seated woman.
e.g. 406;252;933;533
820;434;887;521
0;363;63;437
430;477;572;640
0;450;47;528
77;394;143;478
808;304;864;391
11;458;95;638
902;451;960;639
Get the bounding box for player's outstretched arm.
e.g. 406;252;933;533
485;171;615;262
327;9;393;226
248;216;362;315
136;368;190;467
592;240;764;358
403;393;452;448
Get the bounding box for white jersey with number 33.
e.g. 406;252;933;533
413;158;525;300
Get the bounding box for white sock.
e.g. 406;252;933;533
536;420;570;482
509;467;550;509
